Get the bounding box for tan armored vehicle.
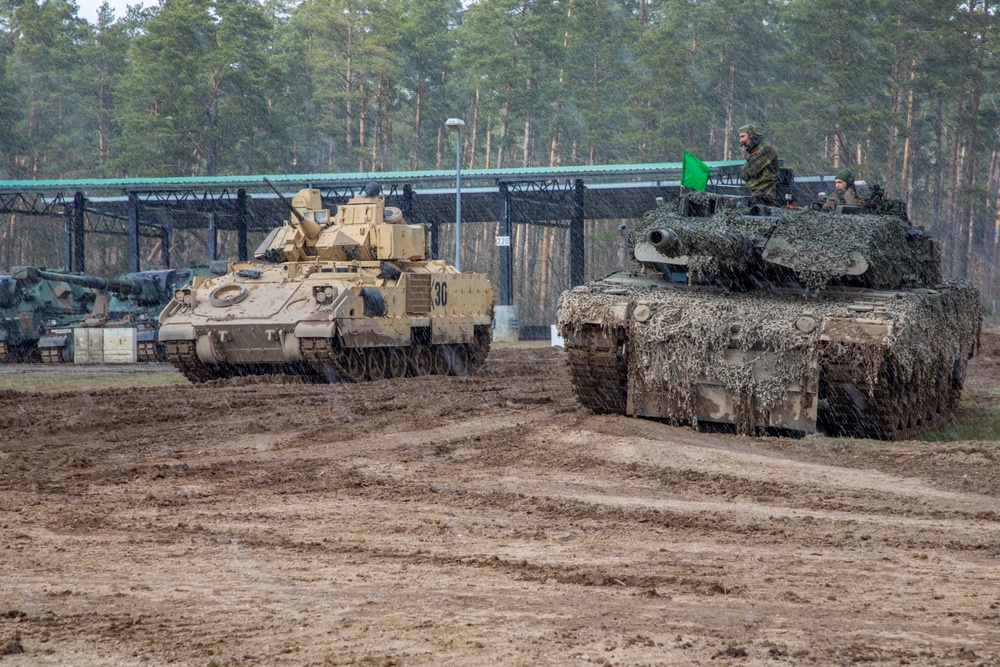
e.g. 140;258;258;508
557;192;980;439
159;182;493;382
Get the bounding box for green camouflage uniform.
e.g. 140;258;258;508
739;134;780;205
822;184;865;212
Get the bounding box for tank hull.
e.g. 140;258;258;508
557;272;980;439
159;260;493;383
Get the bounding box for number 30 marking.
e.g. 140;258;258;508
434;281;448;307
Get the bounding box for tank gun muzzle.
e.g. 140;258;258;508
647;228;681;256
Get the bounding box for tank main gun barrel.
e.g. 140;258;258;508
646;228;681;257
12;267;160;303
642;225;755;263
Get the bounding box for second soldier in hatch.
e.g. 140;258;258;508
738;124;780;206
822;168;867;212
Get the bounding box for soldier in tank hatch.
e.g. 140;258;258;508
822;168;867;212
738;124;780;206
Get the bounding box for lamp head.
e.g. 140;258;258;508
445;118;465;130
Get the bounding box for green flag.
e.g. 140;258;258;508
681;152;710;191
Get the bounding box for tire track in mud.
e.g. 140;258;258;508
4;345;1000;666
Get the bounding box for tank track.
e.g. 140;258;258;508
300;331;490;383
0;341;8;363
40;347;66;364
165;327;491;384
137;341;158;362
164;340;222;382
818;350;962;439
564;322;965;438
564;324;628;414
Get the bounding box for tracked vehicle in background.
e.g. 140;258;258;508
12;265;225;362
158;182;493;383
557;192;980;439
0;270;99;362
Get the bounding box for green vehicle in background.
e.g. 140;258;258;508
0;270;100;363
12;263;227;363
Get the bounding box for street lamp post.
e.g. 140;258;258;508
445;118;465;272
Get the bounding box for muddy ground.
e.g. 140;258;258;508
1;334;999;666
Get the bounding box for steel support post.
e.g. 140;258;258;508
402;184;414;225
161;226;171;268
73;191;86;273
237;188;248;261
498;182;513;306
430;205;440;261
570;179;585;287
128;192;140;272
208;211;218;261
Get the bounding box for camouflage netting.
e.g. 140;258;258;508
557;278;980;435
632;201;941;291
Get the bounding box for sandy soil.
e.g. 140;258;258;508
1;335;999;666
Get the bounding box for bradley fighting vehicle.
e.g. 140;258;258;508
157;182;494;383
0;270;99;362
557;191;980;439
12;265;224;362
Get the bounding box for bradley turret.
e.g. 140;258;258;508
257;179;426;264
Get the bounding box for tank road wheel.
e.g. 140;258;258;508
366;348;389;381
386;348;408;378
431;345;452;376
447;344;470;376
407;345;433;377
339;349;367;383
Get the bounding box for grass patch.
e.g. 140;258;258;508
0;368;187;394
919;409;1000;442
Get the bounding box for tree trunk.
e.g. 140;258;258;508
468;88;480;169
724;61;734;160
411;78;424;170
901;63;916;209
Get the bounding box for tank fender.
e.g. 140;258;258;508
158;322;197;342
38;333;68;348
294;320;338;340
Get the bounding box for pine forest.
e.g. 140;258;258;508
1;0;998;326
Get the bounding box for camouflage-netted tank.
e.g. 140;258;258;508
557;192;980;439
158;182;493;382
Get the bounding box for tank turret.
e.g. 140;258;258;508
558;190;979;440
257;179;426;264
631;193;940;291
158;181;493;383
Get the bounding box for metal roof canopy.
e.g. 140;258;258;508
0;161;837;307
